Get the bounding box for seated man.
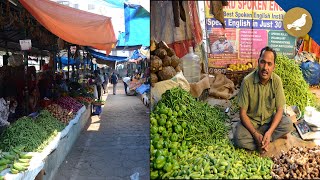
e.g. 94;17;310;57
234;46;293;152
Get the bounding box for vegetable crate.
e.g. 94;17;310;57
225;68;254;87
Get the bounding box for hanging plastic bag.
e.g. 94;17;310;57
300;61;320;85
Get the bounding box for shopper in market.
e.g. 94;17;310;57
103;72;109;94
122;75;131;95
0;82;18;132
94;70;103;100
234;46;293;153
99;70;106;94
110;71;118;95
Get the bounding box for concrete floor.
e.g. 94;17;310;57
54;82;150;180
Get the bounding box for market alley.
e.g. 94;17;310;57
54;81;150;180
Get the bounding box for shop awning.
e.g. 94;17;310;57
19;0;117;54
88;48;128;62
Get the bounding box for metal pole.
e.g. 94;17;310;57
90;56;93;71
24;27;29;115
86;52;89;74
67;46;70;80
53;50;57;72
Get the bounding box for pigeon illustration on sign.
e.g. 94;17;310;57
287;14;307;30
283;7;312;38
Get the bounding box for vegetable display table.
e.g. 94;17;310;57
0;106;90;180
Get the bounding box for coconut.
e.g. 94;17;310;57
151;55;163;73
158;66;176;81
162;56;172;67
171;55;181;68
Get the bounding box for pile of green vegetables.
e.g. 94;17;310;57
155;87;229;145
0;110;65;152
150;88;273;179
275;54;318;112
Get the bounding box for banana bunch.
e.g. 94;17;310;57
0;146;33;175
151;39;157;52
227;63;253;71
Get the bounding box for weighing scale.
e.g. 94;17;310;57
294;118;320;140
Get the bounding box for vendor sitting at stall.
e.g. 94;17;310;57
0;83;18;131
234;46;293;153
28;87;39;113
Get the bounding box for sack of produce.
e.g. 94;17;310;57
189;74;210;98
209;73;235;99
300;61;320;85
151;72;190;108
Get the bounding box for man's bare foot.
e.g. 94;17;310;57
280;134;288;139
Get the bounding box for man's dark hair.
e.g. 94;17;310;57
259;46;277;64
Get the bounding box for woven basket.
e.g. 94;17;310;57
225;68;254;87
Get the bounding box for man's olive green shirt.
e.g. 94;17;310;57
238;69;286;126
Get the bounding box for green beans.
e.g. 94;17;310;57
158;88;230;145
0;110;65;152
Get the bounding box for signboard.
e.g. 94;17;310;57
19;40;32;51
205;1;296;73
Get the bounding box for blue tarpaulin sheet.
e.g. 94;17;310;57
135;84;150;95
56;57;76;65
88;48;128;62
117;4;150;47
130;49;147;60
101;0;128;8
55;57;91;65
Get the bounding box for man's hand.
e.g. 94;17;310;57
253;132;264;150
262;130;272;151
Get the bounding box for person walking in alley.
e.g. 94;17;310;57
110;72;118;95
99;71;105;94
94;71;103;100
103;72;109;94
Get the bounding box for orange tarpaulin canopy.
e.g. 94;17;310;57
19;0;117;54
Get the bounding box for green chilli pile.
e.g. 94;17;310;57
156;87;229;145
275;54;317;112
0;110;65;152
150;87;274;179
